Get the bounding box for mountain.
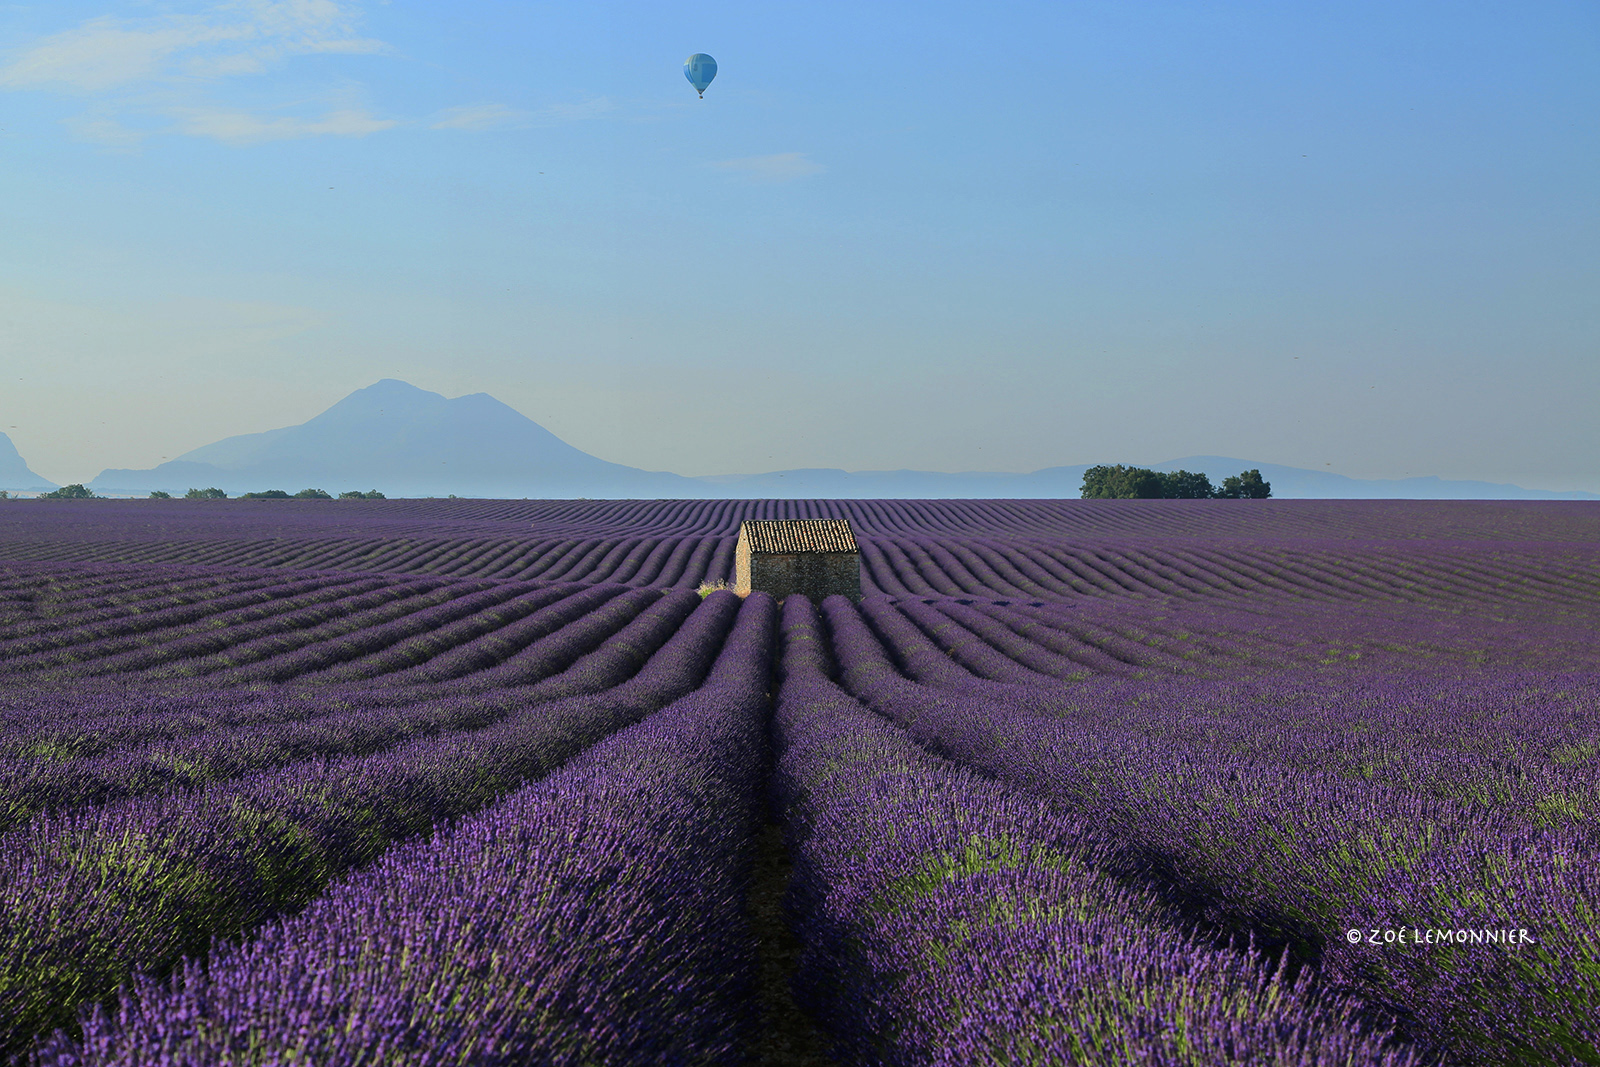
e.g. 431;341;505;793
88;380;703;498
84;381;1599;500
0;434;57;492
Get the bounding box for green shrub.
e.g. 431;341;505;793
1215;469;1272;499
1081;466;1272;499
696;579;745;599
1080;465;1163;499
41;484;95;500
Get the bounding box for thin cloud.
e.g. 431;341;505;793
174;105;397;144
431;103;531;132
430;97;614;133
711;152;825;183
0;2;393;145
185;52;273;78
63;112;149;149
0;3;382;92
539;97;615;123
0;15;252;91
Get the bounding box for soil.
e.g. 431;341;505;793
747;821;838;1066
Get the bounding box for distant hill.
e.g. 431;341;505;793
697;461;1598;500
1146;457;1599;501
89;380;703;499
84;380;1599;500
693;467;1090;498
0;434;57;492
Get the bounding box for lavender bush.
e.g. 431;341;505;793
773;595;1421;1066
29;594;776;1067
0;593;745;1058
819;597;1600;1064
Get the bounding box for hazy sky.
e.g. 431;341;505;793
3;1;1596;491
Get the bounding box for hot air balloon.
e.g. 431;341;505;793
684;53;717;98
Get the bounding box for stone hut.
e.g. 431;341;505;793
735;519;861;602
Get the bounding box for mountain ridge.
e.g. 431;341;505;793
75;380;1599;500
91;380;703;499
0;433;58;492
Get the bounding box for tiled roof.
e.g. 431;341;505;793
739;519;858;554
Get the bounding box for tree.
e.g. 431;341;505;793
1080;465;1164;499
364;490;385;499
1216;469;1272;499
242;490;291;499
149;490;172;499
185;487;227;499
294;488;333;500
1157;470;1214;499
1082;464;1272;500
41;484;95;499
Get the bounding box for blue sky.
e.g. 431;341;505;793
2;1;1596;491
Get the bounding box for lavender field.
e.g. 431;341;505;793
1;497;1597;1066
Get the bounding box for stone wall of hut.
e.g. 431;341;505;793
735;548;860;602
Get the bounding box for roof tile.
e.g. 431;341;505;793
739;519;858;554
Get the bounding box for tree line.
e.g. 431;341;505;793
25;486;386;500
1080;465;1271;499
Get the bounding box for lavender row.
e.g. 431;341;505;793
2;688;580;834
864;588;1600;694
0;673;502;749
9;496;1600;544
198;582;645;686
0;687;338;756
0;577;462;681
357;582;631;686
858;535;1600;610
30;594;776;1067
821;597;1600;1064
0;591;746;1058
144;580;524;683
901;593;1317;681
910;597;1123;680
0;585;687;810
0;572;400;669
980;595;1600;675
303;582;632;685
887;597;1063;685
772;596;1418;1066
0;567;351;641
839;593;1600;828
366;584;695;696
8;502;1597;605
914;592;1586;685
4;575;630;691
128;578;569;682
0;586;655;771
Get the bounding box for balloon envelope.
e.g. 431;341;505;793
684;53;717;96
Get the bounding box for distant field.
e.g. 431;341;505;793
1;498;1596;1065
